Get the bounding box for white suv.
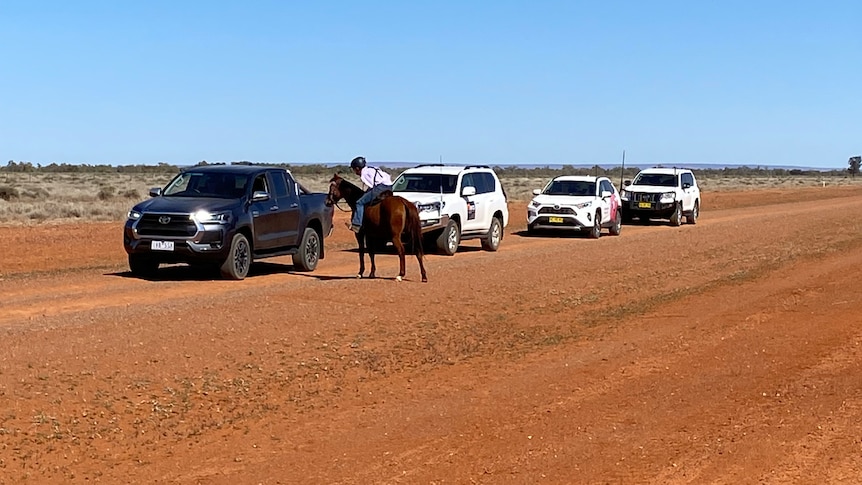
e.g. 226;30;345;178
392;165;509;255
526;175;622;238
620;167;700;225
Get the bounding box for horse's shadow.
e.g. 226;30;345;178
288;272;418;282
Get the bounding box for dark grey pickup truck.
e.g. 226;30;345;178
123;164;333;279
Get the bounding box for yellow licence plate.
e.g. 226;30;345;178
638;202;651;208
548;216;564;223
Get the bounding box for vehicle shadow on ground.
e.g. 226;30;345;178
107;261;295;281
513;230;590;239
622;218;677;227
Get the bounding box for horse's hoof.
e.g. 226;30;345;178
356;274;362;279
396;276;403;282
422;277;428;283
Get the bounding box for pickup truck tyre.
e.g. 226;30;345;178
437;220;460;256
589;210;602;239
687;200;699;225
670;203;682;226
129;254;159;277
292;227;321;272
220;233;251;280
481;217;503;251
609;209;622;236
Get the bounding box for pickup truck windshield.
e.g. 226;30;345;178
164;172;250;198
393;174;458;194
632;173;678;187
544;180;594;196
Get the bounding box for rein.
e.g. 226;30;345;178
329;178;358;213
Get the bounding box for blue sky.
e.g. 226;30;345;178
1;1;859;168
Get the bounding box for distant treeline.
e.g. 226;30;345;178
1;160;850;178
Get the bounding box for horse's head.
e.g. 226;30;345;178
325;173;343;207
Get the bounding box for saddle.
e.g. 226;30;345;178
368;190;393;207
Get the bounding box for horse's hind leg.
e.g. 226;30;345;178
391;238;407;282
368;248;377;279
415;252;427;283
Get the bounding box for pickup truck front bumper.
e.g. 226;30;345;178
124;217;232;262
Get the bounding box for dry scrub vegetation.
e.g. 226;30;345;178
0;168;858;226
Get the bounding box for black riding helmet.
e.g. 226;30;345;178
350;156;366;170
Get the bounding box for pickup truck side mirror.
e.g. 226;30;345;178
601;190;612;199
149;187;162;197
461;186;477;197
532;188;541;195
252;191;270;202
623;180;632;187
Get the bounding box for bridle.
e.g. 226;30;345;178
327;179;352;213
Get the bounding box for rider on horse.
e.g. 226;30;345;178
348;156;393;233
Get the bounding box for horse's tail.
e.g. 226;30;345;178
400;197;424;259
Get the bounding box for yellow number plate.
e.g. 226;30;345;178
638;202;651;208
548;216;564;223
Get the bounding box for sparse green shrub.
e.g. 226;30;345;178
120;189;141;199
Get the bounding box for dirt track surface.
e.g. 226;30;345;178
2;186;862;484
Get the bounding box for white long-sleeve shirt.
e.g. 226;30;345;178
359;166;393;189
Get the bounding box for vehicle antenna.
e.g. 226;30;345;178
619;150;626;188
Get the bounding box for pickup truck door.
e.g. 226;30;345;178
249;173;283;251
272;171;301;248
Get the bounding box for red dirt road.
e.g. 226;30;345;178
1;186;862;484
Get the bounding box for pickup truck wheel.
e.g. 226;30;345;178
589;210;601;239
220;233;251;280
436;220;460;256
609;209;622;236
670;203;682;226
687;200;699;225
128;254;159;277
292;227;321;272
481;217;502;251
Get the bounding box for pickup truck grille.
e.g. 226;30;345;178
136;213;196;237
538;206;575;215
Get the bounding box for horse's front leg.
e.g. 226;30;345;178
355;233;365;278
368;246;377;279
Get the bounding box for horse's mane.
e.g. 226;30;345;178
338;177;362;193
332;176;365;203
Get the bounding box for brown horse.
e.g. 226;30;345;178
325;174;428;283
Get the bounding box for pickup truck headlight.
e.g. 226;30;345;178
659;192;676;203
574;201;592;209
193;210;232;224
127;209;142;221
